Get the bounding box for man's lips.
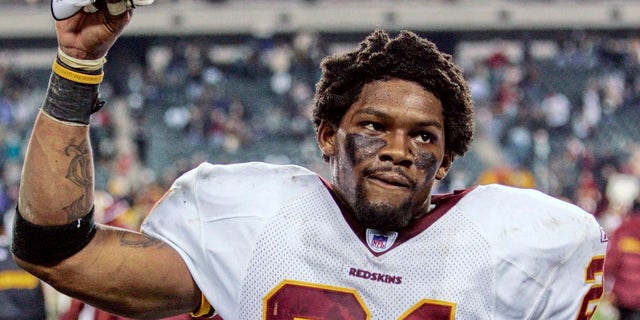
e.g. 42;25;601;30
367;171;414;189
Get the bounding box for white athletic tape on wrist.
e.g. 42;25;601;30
57;47;106;72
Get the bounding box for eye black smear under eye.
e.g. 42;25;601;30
345;133;386;165
414;151;438;181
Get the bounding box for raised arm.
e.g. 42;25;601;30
12;3;200;318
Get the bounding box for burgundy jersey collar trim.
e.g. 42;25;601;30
319;176;476;256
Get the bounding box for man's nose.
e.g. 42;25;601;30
379;131;414;167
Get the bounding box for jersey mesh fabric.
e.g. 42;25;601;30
237;184;495;319
142;163;607;320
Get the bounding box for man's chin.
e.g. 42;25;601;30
353;203;412;231
359;218;409;232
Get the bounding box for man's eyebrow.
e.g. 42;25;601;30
415;120;444;129
353;108;390;119
354;108;444;129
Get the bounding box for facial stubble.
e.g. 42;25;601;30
341;133;439;231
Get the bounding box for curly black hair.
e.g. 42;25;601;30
313;29;474;159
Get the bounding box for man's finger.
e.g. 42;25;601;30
106;0;128;16
82;3;99;13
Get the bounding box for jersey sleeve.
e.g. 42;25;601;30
535;217;607;320
140;162;321;317
464;185;608;319
528;201;608;319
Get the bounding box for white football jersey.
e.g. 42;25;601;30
141;162;607;319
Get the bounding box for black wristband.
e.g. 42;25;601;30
11;206;97;264
41;71;105;125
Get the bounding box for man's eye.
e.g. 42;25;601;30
416;133;433;143
363;122;384;131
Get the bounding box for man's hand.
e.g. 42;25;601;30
56;0;133;60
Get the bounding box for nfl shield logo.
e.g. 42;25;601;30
366;229;398;253
372;235;388;249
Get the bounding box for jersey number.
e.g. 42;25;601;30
575;256;605;320
264;280;455;320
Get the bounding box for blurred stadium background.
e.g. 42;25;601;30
1;1;640;319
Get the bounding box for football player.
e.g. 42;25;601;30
12;1;607;319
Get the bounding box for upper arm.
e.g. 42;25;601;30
16;224;201;319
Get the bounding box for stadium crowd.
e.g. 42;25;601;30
1;29;640;318
3;0;638;5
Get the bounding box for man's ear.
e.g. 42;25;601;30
317;121;337;160
436;152;453;180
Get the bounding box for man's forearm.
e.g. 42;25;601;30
18;54;104;226
18;110;95;225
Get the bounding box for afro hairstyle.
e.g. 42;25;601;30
312;29;474;159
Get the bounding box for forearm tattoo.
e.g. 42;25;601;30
62;139;93;223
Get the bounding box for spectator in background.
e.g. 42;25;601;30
573;79;602;139
477;161;537;189
540;90;572;137
0;210;46;320
605;196;640;320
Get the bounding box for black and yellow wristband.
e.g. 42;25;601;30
52;59;104;85
41;57;106;125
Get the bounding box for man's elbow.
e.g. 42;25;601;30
12;253;59;284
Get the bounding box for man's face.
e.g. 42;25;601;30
318;79;451;231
